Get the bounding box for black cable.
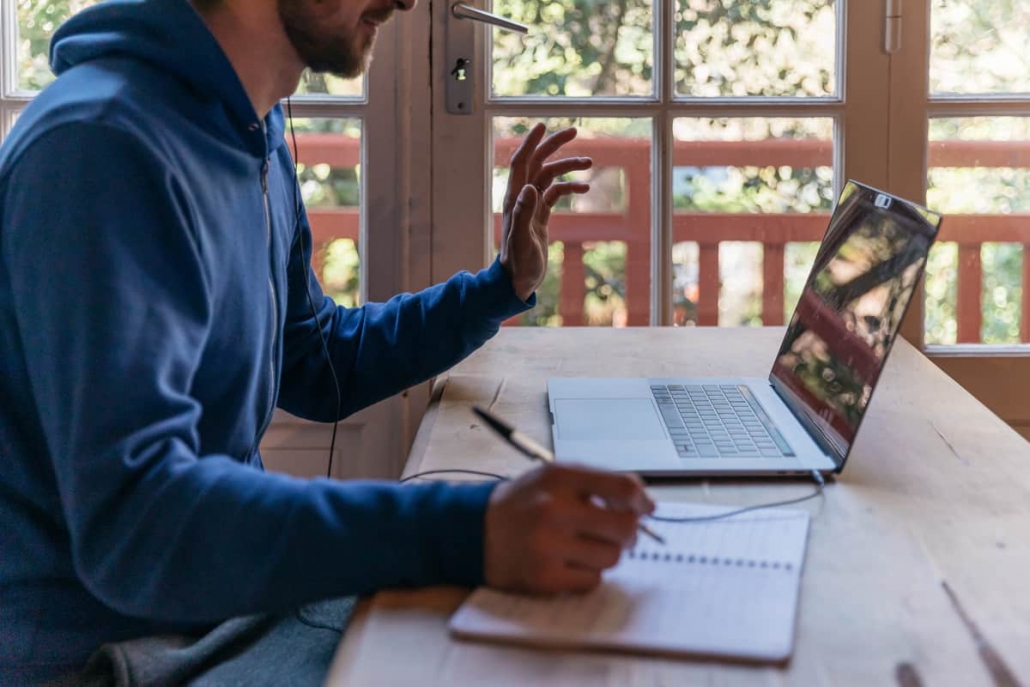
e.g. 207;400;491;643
285;98;342;480
398;468;511;484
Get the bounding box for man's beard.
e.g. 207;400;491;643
278;0;372;78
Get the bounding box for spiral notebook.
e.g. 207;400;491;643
449;502;811;662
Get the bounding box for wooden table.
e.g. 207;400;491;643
326;328;1030;686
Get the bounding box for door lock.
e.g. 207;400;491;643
445;3;528;115
450;58;470;82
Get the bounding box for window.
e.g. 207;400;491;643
432;0;888;330
923;0;1030;347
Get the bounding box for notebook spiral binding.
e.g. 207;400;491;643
627;549;795;571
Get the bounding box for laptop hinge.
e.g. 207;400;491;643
768;374;844;470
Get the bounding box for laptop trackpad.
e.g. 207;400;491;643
555;398;666;441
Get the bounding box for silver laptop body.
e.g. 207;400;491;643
547;181;943;477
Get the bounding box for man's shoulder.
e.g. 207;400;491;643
0;59;224;184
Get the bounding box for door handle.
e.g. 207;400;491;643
451;3;529;34
446;2;528;115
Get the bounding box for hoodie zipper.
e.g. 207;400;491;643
250;156;279;459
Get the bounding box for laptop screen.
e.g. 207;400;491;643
769;181;942;468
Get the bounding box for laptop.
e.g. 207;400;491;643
547;180;943;477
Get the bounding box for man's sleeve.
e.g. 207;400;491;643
2;123;496;623
276;179;534;422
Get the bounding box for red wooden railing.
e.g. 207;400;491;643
295;134;1030;342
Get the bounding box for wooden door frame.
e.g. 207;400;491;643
889;0;1030;439
267;5;436;480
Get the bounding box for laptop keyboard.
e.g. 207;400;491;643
651;384;795;459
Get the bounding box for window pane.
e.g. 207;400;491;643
289;118;363;307
674;0;837;98
930;0;1030;96
491;0;653;97
784;242;820;320
924;242;958;345
16;0;99;91
294;71;364;98
718;242;763;326
671;118;835;327
492;117;652;326
15;5;364;98
926;117;1030;345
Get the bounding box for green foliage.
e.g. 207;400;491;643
323;239;361;307
493;0;654;96
283;119;364;305
517;242;565;326
924;243;958;345
718;242;764;327
583;242;628;325
981;243;1023;344
673;0;836;97
674;166;834;214
931;0;1030;94
297;164;360;208
926;117;1030;345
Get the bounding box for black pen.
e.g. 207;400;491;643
472;405;665;545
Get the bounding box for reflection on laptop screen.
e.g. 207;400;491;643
770;181;942;466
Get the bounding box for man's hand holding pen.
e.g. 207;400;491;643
483;463;655;595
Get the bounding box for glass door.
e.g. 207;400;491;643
431;0;890;333
890;0;1030;439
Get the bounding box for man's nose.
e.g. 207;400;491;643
395;0;416;12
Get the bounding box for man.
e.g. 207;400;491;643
0;0;654;683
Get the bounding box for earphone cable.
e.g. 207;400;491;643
399;468;511;484
286;97;342;480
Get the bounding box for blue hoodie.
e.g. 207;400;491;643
0;0;530;680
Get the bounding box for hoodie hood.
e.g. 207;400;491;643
50;0;284;154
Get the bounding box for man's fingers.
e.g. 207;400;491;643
544;464;653;515
533;157;593;191
527;127;579;180
507;123;547;198
542;182;591;209
513;184;539;228
564;500;640;548
484;462;654;597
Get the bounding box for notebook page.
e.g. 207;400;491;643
449;502;811;662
